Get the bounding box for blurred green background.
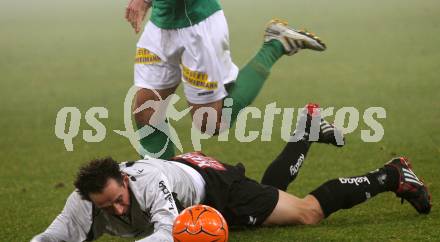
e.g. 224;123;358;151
1;0;439;241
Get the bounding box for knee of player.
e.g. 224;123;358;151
133;108;152;124
133;108;165;127
300;209;323;225
299;197;324;225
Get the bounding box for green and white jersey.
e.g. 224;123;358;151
150;0;222;29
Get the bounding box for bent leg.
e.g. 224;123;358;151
261;140;311;191
187;40;286;134
181;13;287;133
225;40;285;126
263;190;324;226
134;87;178;159
264;163;400;225
261;103;345;190
261;105;315;190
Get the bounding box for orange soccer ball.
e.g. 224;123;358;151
173;204;228;242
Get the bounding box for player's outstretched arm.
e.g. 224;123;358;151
31;192;92;242
135;172;179;242
125;0;151;34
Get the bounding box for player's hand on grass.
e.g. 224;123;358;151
125;0;151;34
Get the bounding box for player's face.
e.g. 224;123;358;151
89;176;131;216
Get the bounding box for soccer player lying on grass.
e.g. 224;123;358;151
32;104;432;242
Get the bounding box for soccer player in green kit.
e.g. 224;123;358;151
125;0;327;159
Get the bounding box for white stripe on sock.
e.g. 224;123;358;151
322;127;334;133
402;168;419;180
321;124;332;129
404;177;423;186
403;172;417;180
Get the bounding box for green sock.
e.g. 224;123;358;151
137;123;175;160
226;40;285;124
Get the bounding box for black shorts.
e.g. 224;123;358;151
221;177;279;226
171;152;279;227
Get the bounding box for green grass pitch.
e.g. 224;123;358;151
1;0;439;241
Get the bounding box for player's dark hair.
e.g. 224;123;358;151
74;157;123;201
